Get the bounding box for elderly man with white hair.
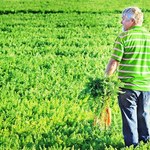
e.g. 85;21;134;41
105;7;150;147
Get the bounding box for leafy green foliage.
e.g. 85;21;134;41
1;0;150;150
86;77;122;98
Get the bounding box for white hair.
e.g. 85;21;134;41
122;7;143;25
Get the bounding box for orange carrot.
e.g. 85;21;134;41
104;107;111;126
93;106;111;128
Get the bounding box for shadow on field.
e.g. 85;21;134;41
0;9;122;15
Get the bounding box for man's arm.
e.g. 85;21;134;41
105;59;119;76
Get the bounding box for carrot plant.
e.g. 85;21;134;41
80;76;123;128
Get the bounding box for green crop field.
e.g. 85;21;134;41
0;0;150;149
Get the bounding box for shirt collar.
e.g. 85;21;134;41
129;25;142;30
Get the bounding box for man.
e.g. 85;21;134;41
105;7;150;147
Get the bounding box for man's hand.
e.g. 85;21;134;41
105;59;119;76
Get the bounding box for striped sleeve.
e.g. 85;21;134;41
111;36;124;62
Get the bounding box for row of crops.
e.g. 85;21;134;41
0;0;150;149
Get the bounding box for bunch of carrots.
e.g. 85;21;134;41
93;99;111;128
87;77;123;129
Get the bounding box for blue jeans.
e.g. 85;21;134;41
118;88;150;147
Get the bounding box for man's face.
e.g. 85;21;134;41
121;15;134;31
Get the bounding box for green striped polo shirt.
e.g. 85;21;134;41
111;26;150;91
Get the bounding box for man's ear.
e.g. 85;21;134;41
131;18;136;24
